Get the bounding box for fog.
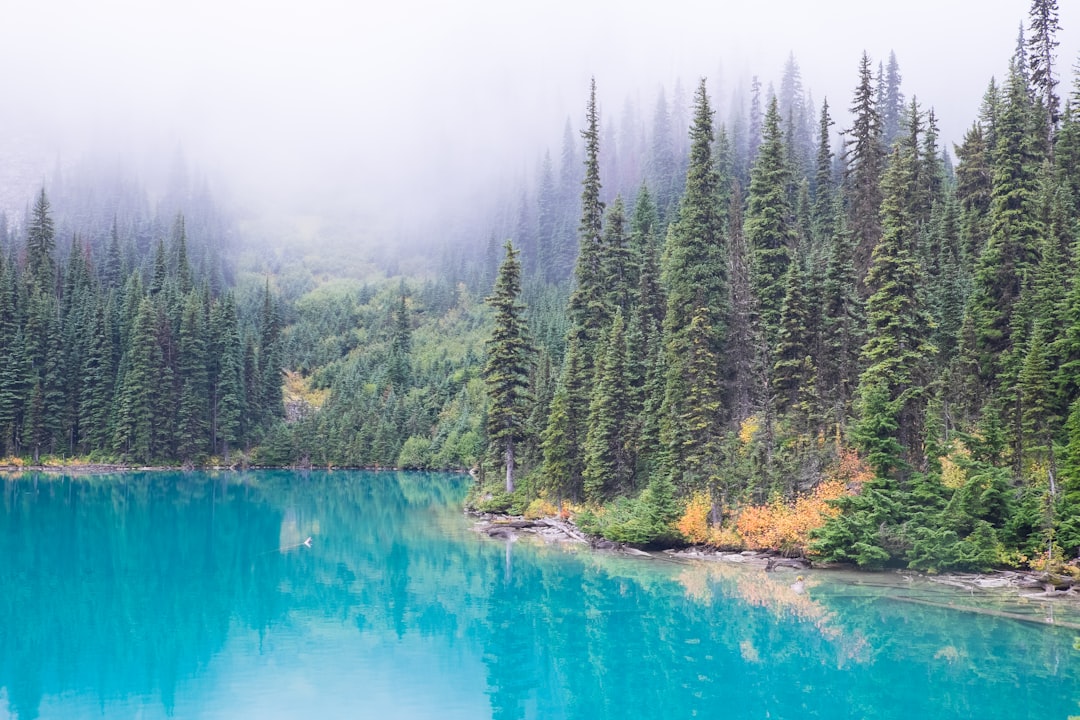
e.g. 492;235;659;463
1;0;1078;245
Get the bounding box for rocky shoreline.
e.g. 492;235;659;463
469;511;1080;602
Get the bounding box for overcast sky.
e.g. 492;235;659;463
1;0;1078;238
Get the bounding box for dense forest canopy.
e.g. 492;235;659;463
2;0;1080;574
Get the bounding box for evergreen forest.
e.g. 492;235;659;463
3;0;1080;574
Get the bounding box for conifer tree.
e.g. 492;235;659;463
600;197;632;317
567;78;606;356
583;309;631;501
1027;0;1061;133
881;51;905;149
79;301;116;452
388;289;412;391
772;246;815;414
659;79;726;486
954;123;993;262
176;292;210;461
724;183;764;424
210;293;244;459
542;337;586;500
963;64;1042;402
113;298;160;461
648;88;677;221
484;241;531;493
536;152;558;282
745;95;793;341
812;99;836;242
857;143;936;474
26;189;56;293
844;52;885;280
257;280;284;429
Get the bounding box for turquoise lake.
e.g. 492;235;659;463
1;470;1079;719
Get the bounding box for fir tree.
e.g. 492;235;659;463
659;79;726;486
857;143;936;474
844;52;885;281
1027;0;1061;133
567;78;606;343
583;309;631;502
26;189;56;293
484;241;532;492
176;292;210;461
963;65;1042;402
542;337;586;500
745;95;793;341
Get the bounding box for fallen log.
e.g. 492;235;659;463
890;595;1080;630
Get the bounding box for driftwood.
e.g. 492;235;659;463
766;557;811;572
538;518;590;543
490;519;541;529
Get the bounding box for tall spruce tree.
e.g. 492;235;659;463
962;64;1042;411
659;78;726;488
582;309;631;501
745;95;794;343
1027;0;1061;134
856;143;936;475
844;52;886;281
484;241;532;493
26;189;56;293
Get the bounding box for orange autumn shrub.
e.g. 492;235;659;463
830;447;873;488
676;492;713;544
735;480;848;556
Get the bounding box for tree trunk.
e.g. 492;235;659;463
505;441;515;493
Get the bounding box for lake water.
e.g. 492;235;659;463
1;470;1078;720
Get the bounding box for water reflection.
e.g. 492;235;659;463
1;470;1078;720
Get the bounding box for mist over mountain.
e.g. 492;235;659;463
2;0;1077;257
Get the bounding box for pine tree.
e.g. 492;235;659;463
659;79;726;486
484;241;532;492
1027;0;1061;134
79;301;116;453
536;152;558;282
963;64;1042;402
388;288;412;391
844;52;886;281
881;51;905;149
954;122;993;262
176;292;210;461
113;298;160;462
745;95;793;341
583;309;630;502
812;99;836;243
857;142;936;474
26;189;56;293
648;88;677;221
724;183;764;425
542;337;586;500
747;76;763;168
772;246;815;414
567;78;607;356
257;280;284;429
209;293;244;459
600;197;632;317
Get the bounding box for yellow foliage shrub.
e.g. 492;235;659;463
738;414;761;446
676;492;713;544
524;497;559;520
829;448;873;488
708;526;744;550
735;480;847;556
939;440;970;490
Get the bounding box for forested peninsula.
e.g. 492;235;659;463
2;0;1080;578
